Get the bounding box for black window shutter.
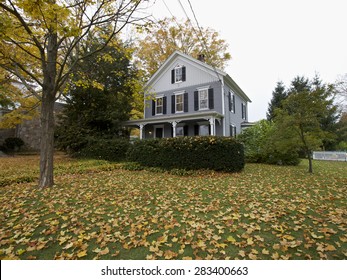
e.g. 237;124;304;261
228;92;231;111
171;95;175;114
233;95;235;112
171;69;175;84
194;125;199;136
184;92;188;112
152;100;155;116
241;103;244;119
182;66;186;82
163;96;167;114
194;91;199;111
208;88;214;109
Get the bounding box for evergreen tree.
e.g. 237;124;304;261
273;77;338;173
56;38;141;152
266;81;287;121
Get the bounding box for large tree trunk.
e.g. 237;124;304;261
38;30;58;189
307;150;313;174
38;94;55;188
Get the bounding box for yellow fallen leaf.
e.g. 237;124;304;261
77;250;87;258
93;248;101;253
262;248;270;255
271;252;279;260
149;246;159;253
311;232;324;239
325;244;336;251
164;250;177;260
248;253;257;260
283;235;295;240
16;249;26;256
247;237;254;245
238;250;246;257
99;247;109;255
197;240;206;249
216;243;227;249
227;236;236;243
182;256;193;260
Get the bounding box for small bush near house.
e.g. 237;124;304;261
237;120;300;166
126;136;245;172
75;138;130;162
0;137;25;153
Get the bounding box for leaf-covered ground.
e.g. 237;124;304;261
0;155;346;260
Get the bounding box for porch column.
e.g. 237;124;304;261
209;117;216;136
171;121;177;137
139;124;144;140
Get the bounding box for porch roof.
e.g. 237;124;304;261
124;111;224;127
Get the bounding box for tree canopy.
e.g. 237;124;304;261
135;17;231;77
0;0;150;188
273;76;338;173
56;37;141;152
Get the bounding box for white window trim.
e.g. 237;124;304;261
230;123;237;137
175;92;184;113
242;102;247;120
198;87;209;111
155;96;163;115
174;65;183;83
230;91;235;113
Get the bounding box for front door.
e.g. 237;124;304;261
155;127;163;138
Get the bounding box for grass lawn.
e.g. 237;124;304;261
0;154;346;260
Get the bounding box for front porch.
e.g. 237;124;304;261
125;111;224;139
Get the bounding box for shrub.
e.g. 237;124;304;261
1;137;25;153
238;120;300;166
126;136;244;172
76;138;130;162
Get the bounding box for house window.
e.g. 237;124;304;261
175;67;183;83
171;66;186;84
230;124;237;137
199;89;209;110
176;94;184;112
199;125;210;136
156;97;163;115
241;103;247;120
230;92;235;113
176;126;184;137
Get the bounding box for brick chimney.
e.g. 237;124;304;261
197;54;205;62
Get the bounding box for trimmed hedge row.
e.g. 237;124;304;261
126;136;245;172
75;138;130;162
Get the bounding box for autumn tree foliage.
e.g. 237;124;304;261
135;17;231;77
0;69;39;128
0;0;150;188
273;77;338;173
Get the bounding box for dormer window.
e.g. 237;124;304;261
171;65;186;84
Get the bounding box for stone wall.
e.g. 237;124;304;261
0;102;65;151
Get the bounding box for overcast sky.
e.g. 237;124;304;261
149;0;347;121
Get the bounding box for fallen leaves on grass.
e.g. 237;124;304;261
0;157;346;260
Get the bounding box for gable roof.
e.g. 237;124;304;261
146;50;251;103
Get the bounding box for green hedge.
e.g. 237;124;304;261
75;138;130;162
126;136;244;172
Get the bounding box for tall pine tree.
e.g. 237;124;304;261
267;81;287;121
